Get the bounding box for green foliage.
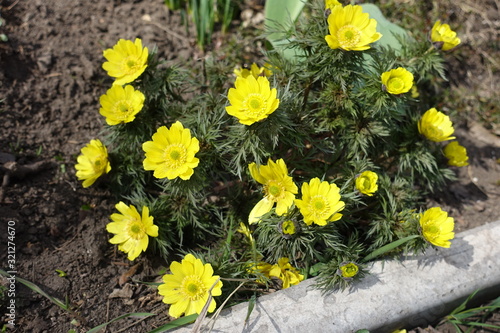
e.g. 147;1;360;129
85;0;466;312
0;269;70;311
164;0;238;50
438;290;500;332
87;313;155;333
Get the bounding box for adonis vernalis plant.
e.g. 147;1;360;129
102;38;148;86
99;84;145;125
443;141;469;167
324;4;382;51
418;108;456;142
158;253;223;318
431;20;461;51
75;0;468;319
248;158;298;224
106;202;158;261
75;139;111;188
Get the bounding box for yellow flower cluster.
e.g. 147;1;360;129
75;8;465;315
248;160;346;227
99;38;149;125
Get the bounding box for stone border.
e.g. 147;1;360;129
174;220;500;332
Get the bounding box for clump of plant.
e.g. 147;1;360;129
164;0;238;50
75;0;467;322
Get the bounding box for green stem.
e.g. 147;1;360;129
361;234;420;263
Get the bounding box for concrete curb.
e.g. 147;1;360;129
174;220;500;332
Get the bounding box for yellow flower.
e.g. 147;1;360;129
226;75;280;125
102;38;148;86
325;0;341;11
99;85;145;125
381;67;414;95
248;159;298;224
418;108;456;142
444;141;469;167
431;20;461;51
75;139;111;188
355;171;378;196
419;207;455;248
237;222;254;243
281;220;296;235
234;63;272;79
295;178;345;226
158;254;222;318
411;85;419;99
247;261;274;284
142;121;200;180
106;202;158;261
269;258;304;289
337;262;359;279
325;4;382;51
392;330;407;333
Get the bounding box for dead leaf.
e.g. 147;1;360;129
119;263;141;286
109;283;134;299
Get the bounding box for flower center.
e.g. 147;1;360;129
118;102;131;113
250;98;261;109
362;177;371;189
163;144;187;169
427;126;443;139
264;180;285;201
426;225;439;235
245;93;267;117
122;56;141;75
128;221;146;240
170;150;181;160
181;275;207;301
341;263;358;278
337;25;361;48
309;195;330;219
114;101;134;121
92;156;106;173
388;77;404;91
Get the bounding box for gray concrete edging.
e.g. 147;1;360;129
174;220;500;333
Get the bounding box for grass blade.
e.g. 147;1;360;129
146;314;198;333
0;269;69;311
245;294;256;324
361;235;419;263
87;312;155;333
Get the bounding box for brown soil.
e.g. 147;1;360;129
0;0;499;332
